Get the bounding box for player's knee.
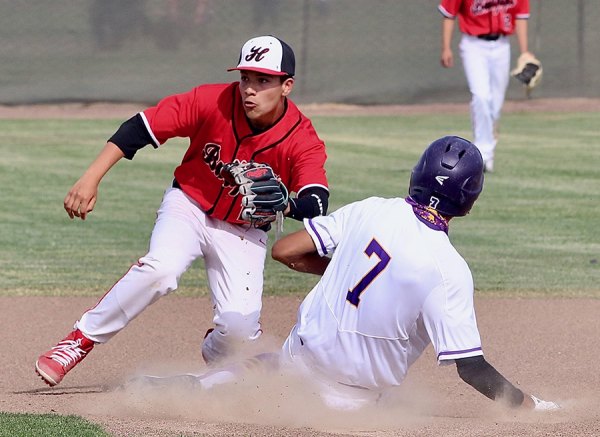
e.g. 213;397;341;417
216;311;262;341
202;312;262;364
471;93;492;107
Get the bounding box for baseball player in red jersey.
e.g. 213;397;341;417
439;0;536;172
35;35;329;387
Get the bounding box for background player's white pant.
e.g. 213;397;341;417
459;35;511;164
76;186;267;362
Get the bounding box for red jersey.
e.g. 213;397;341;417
141;82;328;225
438;0;529;36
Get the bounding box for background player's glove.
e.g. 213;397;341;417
221;162;288;228
511;52;543;90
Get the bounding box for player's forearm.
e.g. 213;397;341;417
272;229;330;275
515;19;529;54
278;252;330;275
64;142;124;220
455;356;525;407
82;142;125;184
441;18;454;51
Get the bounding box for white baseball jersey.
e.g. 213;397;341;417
285;197;483;392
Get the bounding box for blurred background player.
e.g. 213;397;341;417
35;35;329;387
136;136;560;412
438;0;536;173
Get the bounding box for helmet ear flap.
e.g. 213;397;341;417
462;172;484;194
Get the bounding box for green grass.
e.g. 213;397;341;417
0;112;598;297
0;412;110;437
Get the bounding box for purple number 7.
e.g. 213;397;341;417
346;238;391;306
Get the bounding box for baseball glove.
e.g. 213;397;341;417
511;52;543;90
221;161;289;228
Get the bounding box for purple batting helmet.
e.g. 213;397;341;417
409;136;484;217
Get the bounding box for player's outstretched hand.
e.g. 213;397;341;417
64;177;99;220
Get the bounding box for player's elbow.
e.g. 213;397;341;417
272;229;312;263
272;229;319;271
271;239;292;265
271;239;307;270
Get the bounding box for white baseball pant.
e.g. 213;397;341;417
280;325;382;410
459;34;511;164
76;186;267;363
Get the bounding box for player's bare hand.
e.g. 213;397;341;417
441;48;453;68
64;178;99;220
62;142;124;220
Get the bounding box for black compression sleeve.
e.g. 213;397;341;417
108;113;156;160
455;356;525;407
287;187;329;221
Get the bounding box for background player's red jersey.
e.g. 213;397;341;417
439;0;530;36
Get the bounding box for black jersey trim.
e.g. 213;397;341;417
288;186;329;220
250;115;302;159
108;113;156;160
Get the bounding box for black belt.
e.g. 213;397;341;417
172;178;181;189
477;33;501;41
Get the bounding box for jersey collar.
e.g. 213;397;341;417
405;196;449;234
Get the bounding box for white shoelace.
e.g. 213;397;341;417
49;339;87;367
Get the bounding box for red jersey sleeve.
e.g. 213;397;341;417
513;0;530;19
141;86;206;145
288;140;328;195
438;0;460;18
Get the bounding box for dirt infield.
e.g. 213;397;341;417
2;295;599;437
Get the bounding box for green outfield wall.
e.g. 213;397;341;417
1;0;598;105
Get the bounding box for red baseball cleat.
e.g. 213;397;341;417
35;329;95;387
